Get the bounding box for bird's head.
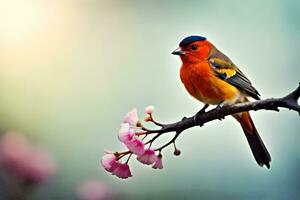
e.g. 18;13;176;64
172;35;212;64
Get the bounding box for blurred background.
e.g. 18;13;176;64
0;0;299;199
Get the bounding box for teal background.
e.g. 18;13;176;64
0;0;299;199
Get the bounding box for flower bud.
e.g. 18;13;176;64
173;149;181;156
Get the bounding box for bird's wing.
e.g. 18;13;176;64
208;47;260;100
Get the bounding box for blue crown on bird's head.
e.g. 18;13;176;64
179;35;207;47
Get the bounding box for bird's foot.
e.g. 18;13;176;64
194;104;209;127
215;105;225;120
195;104;209;119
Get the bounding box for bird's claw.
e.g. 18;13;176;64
194;112;204;127
195;104;209;118
196;109;206;116
215;105;224;120
195;111;203;121
194;104;209;126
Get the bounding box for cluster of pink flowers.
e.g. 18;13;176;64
101;106;163;179
0;132;56;185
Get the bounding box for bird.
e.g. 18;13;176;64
172;35;271;168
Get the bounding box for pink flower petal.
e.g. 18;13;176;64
137;149;157;165
112;163;132;179
118;123;134;143
103;149;114;154
125;138;145;156
145;105;154;115
152;155;163;169
123;108;139;127
101;153;117;172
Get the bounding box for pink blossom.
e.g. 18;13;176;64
0;132;56;185
77;180;113;200
112;163;132;179
123;108;139;127
101;153;118;173
144;114;152;122
118;123;134;143
101;153;132;179
145;105;154;115
152;155;163;169
137;149;157;165
103;149;114;154
125;138;145;156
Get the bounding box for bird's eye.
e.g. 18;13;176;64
191;44;198;51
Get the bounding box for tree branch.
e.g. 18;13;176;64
152;84;300;136
104;84;300;179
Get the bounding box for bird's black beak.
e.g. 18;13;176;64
171;47;185;56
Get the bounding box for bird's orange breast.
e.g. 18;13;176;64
180;61;239;105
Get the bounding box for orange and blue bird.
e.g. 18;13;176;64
172;35;271;168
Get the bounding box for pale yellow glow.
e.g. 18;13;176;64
0;0;51;44
0;0;80;71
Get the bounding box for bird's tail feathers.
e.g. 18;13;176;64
234;112;271;169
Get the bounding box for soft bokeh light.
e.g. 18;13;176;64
0;0;49;43
77;180;114;200
0;0;80;71
0;131;56;185
0;0;299;199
